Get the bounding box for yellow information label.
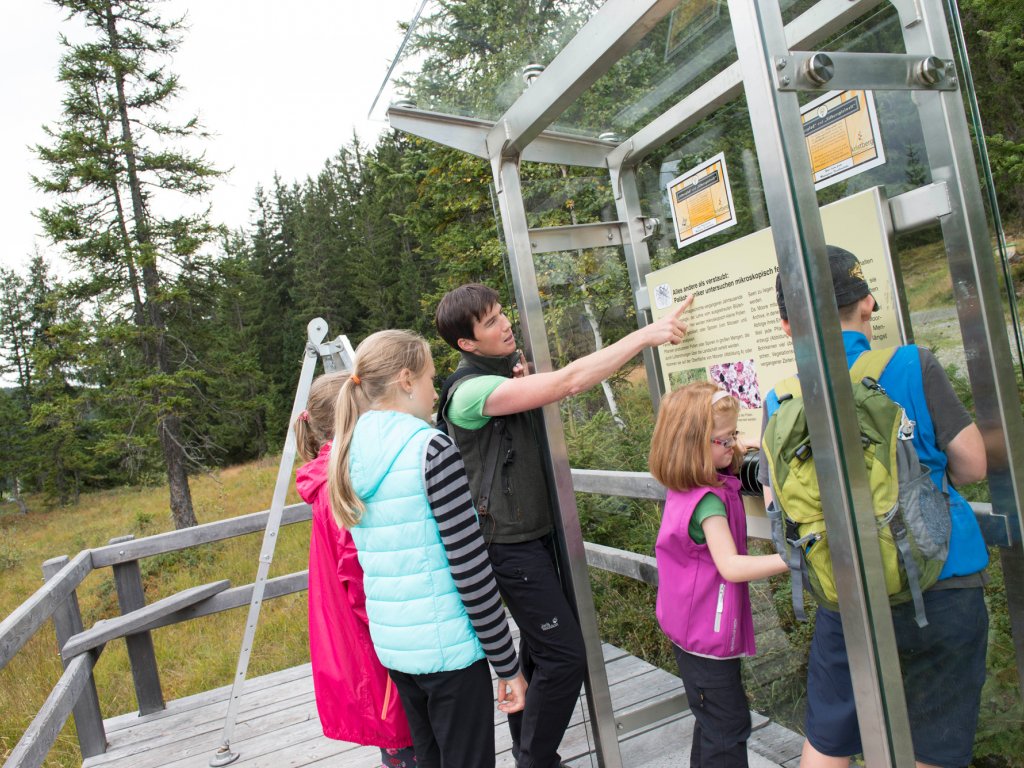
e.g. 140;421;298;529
801;90;886;189
667;152;737;249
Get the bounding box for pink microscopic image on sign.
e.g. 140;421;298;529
709;359;762;409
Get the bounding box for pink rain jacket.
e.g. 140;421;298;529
295;443;412;748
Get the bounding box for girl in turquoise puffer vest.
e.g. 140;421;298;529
326;329;527;768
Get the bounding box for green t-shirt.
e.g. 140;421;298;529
447;375;506;431
689;492;727;545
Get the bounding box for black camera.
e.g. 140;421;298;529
739;450;763;497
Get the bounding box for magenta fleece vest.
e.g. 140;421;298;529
655;475;756;659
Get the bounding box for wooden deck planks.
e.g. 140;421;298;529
82;642;803;768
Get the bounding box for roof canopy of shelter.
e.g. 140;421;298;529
372;0;882;168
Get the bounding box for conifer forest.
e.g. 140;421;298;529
1;0;1021;523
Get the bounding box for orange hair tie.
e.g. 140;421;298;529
351;373;361;386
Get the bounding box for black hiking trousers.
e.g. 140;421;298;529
488;536;587;768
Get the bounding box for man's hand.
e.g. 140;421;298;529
496;672;528;713
511;349;528;378
482;294;692;416
646;294;694;347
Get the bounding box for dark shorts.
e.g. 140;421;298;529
806;587;988;767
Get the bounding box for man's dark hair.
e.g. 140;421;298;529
435;283;501;350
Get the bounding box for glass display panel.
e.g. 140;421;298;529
518;165;618;228
941;1;1024;373
551;0;745;138
371;0;605;123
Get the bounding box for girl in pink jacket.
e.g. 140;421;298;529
294;372;416;767
649;383;786;767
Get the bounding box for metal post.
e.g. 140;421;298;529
727;0;916;764
108;535;164;715
490;150;623;767
892;3;1024;704
42;556;106;758
611;162;665;412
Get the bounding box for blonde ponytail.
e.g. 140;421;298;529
326;329;432;529
327;378;366;528
293;372;348;463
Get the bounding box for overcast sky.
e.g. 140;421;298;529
2;0;421;274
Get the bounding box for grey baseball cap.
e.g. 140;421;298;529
776;245;879;321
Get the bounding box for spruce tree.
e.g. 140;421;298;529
34;0;222;528
0;267;34;511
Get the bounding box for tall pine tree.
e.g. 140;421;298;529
35;0;222;528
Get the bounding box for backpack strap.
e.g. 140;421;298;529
888;508;929;627
779;511;814;623
849;347;897;384
772;375;802;401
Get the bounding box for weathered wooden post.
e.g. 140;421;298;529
41;555;106;757
108;534;165;714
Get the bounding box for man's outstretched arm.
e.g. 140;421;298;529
483;295;694;417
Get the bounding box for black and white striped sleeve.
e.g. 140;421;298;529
424;433;519;679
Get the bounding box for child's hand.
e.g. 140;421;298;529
496;672;527;713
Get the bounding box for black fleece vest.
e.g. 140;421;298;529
440;351;554;544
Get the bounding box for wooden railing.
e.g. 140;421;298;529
1;470;1017;768
0;502;314;768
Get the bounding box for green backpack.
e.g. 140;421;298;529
762;348;951;628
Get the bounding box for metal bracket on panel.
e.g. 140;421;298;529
635;287;651;313
888;182;952;233
903;0;924;28
775;51;958;91
639;216;660;242
972;502;1021;548
527;221;628;254
608;139;635;201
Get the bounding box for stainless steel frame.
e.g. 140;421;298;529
385;0;1024;764
727;2;915;762
491;155;622;767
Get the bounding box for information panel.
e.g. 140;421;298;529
801;90;886;190
666;152;738;249
648;187;903;440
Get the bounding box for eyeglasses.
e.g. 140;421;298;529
710;431;740;449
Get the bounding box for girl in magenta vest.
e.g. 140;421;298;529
649;382;787;767
293;372;417;768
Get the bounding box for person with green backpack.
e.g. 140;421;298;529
759;245;988;768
